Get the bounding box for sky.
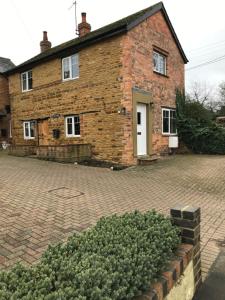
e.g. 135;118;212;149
1;0;225;91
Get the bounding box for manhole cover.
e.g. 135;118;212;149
48;187;84;199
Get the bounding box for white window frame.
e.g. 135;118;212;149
162;108;177;135
153;51;167;75
62;54;79;81
21;70;33;92
65;115;80;137
23;121;35;140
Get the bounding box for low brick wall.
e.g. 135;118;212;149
36;144;91;163
135;205;201;300
8;145;37;156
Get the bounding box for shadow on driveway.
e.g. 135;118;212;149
194;248;225;300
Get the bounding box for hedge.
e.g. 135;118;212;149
0;211;180;300
176;90;225;154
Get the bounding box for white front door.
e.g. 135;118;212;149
137;103;147;156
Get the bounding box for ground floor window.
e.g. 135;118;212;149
162;108;176;135
65;115;80;137
23;121;35;139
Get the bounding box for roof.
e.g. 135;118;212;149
0;57;15;73
6;2;188;75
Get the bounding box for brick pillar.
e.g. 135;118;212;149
170;205;202;291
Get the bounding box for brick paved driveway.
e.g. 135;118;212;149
1;152;225;281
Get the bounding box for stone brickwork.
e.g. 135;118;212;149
0;74;11;143
121;11;184;164
9;37;125;163
36;144;91;162
9;10;185;165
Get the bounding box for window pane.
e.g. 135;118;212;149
27;71;32;89
67;118;73;135
170;110;176;134
28;71;32;79
163;110;169;118
72;64;79;78
153;52;166;74
163;110;169;133
28;77;32;90
163;117;169;133
153;52;158;71
74;116;80;135
22;73;27;91
71;54;78;65
71;55;79;78
24;123;29;137
63;58;70;79
30;121;35;137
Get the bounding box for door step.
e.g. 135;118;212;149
137;154;159;166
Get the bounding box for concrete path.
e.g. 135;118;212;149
0;152;225;284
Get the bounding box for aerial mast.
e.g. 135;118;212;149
69;1;79;36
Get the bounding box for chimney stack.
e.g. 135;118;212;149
40;31;52;53
78;12;91;37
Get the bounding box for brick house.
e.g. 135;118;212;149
5;2;188;165
0;57;14;145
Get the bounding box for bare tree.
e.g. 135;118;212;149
187;81;215;104
186;81;219;111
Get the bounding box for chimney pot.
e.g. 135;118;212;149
43;31;48;41
40;31;52;53
81;12;86;22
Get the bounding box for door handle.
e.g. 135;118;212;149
137;132;141;135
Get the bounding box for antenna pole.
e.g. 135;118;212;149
69;1;79;36
75;1;79;36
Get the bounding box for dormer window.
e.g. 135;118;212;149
62;54;79;81
153;51;166;75
21;70;32;92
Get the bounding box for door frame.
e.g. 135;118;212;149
132;88;153;157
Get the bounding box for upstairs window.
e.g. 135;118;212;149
65;115;80;137
162;108;176;135
153;51;166;75
23;121;35;139
62;54;79;81
21;70;32;92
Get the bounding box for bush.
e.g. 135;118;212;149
0;211;179;300
176;90;225;154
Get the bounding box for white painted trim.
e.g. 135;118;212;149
162;108;177;135
23;121;35;140
62;54;79;82
21;70;33;92
65;115;80;138
153;51;167;75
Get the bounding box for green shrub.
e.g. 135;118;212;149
176;90;225;154
0;211;179;300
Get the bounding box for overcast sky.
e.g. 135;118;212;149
1;0;225;90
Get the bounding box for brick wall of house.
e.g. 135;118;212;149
121;11;185;164
9;10;185;165
9;36;125;163
0;74;11;143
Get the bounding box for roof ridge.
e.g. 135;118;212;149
6;1;187;74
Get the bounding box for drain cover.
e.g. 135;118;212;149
48;187;84;199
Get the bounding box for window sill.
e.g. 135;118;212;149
22;89;33;93
162;133;177;136
62;76;79;82
153;71;169;78
66;135;81;138
24;137;35;140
